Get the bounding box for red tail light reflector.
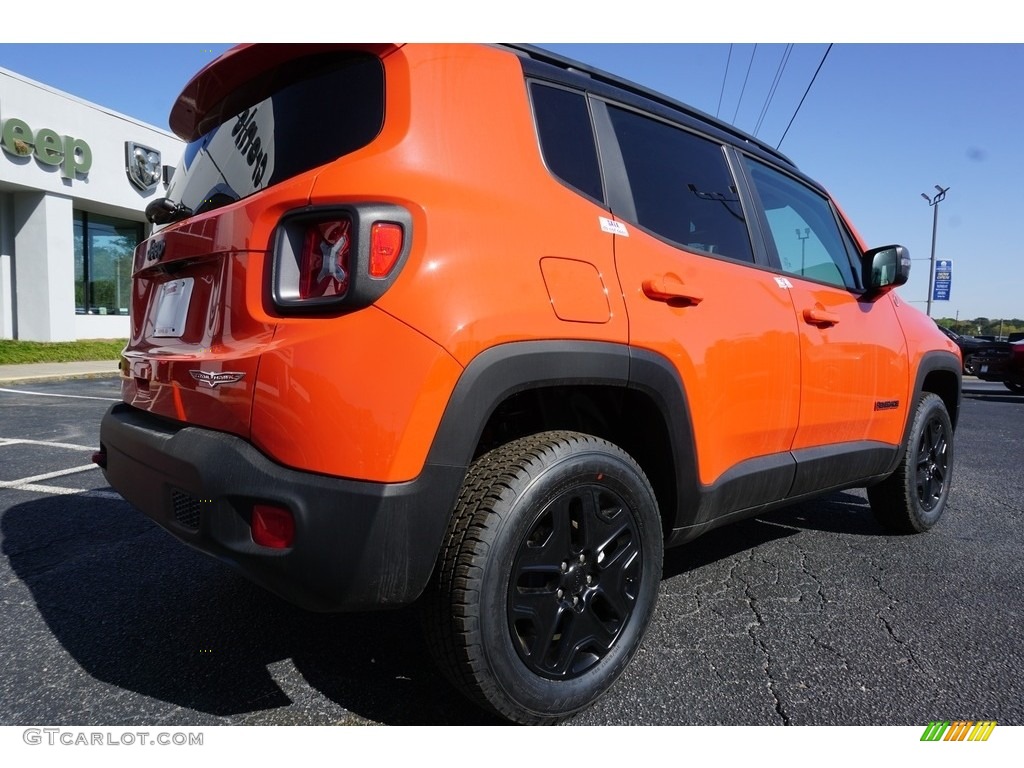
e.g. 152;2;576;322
252;504;295;549
299;219;351;299
369;222;403;278
272;204;411;312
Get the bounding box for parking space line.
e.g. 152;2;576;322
0;480;121;499
0;438;98;451
5;463;99;485
0;438;119;499
0;387;119;402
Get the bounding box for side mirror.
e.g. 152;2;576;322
862;245;910;299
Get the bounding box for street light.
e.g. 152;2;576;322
795;227;810;275
921;184;949;318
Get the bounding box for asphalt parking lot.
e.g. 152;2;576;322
1;377;1022;726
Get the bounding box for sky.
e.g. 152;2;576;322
2;5;1021;322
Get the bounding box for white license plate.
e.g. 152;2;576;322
153;278;194;338
981;365;988;373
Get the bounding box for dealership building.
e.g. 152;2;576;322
0;67;184;341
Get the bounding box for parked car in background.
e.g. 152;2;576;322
969;340;1024;394
936;323;1009;375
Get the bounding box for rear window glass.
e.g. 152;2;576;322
166;54;384;218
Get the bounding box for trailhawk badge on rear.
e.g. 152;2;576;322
189;370;246;388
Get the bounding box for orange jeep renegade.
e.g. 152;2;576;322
98;43;962;724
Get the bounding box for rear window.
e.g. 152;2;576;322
607;105;754;263
165;53;384;218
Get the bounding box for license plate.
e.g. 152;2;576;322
981;365;988;373
153;278;194;338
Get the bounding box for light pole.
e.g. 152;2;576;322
795;227;810;275
921;184;949;317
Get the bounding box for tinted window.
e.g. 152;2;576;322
745;159;860;289
167;54;384;218
531;83;603;201
607;106;753;263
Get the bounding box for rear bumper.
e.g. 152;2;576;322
99;403;465;611
970;359;1022;384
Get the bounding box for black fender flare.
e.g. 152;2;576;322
423;340;700;532
885;350;962;475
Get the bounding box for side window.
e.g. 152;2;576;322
530;83;603;202
745;159;860;289
606;105;754;263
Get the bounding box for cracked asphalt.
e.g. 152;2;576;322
1;378;1021;726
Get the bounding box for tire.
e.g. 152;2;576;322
867;393;953;534
1004;381;1024;395
422;431;663;724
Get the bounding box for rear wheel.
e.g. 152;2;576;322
1004;381;1024;395
867;393;953;533
423;431;663;724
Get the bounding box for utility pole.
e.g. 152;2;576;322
921;185;949;318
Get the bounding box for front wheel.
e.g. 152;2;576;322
423;431;663;724
867;393;954;533
1004;381;1024;395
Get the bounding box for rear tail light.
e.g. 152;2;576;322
272;204;412;312
299;218;351;299
251;504;295;549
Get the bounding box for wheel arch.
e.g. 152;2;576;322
917;350;962;431
884;349;961;476
424;341;699;542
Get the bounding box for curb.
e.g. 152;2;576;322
0;371;119;386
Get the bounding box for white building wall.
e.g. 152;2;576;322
0;67;184;341
13;191;74;341
0;193;13;338
0;69;182;213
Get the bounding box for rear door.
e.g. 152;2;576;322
594;102;802;503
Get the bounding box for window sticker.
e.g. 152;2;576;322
599;217;629;236
774;276;794;289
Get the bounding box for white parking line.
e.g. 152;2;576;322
7;463;98;485
0;481;121;499
0;387;119;402
0;438;119;499
0;438;98;451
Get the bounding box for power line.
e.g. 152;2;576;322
753;44;793;137
716;44;733;120
776;43;833;151
731;44;758;125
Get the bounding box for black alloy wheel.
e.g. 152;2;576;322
507;482;642;680
423;431;662;724
914;412;950;512
868;393;954;534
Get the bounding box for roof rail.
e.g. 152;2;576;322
502;44;796;168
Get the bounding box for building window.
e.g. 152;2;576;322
74;211;143;315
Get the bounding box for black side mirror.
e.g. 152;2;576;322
862;245;910;299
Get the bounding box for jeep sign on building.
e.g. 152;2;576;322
0;67;183;341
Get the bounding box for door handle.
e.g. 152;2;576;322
642;275;703;305
802;307;841;326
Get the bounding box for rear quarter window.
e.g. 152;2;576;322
530;82;604;202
